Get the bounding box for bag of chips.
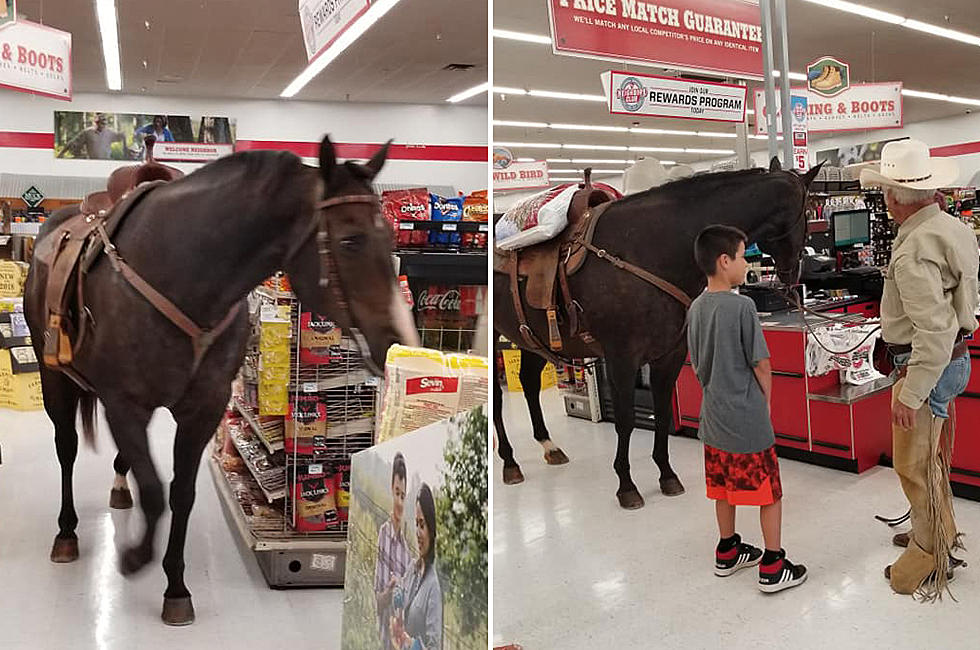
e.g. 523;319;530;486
462;190;489;249
293;463;339;531
430;193;464;246
382;188;430;246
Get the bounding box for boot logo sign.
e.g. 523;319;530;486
807;56;850;98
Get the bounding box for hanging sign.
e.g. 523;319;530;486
791;94;808;171
0;1;16;30
20;185;43;207
0;19;71;100
754;83;902;134
548;0;763;80
298;0;371;62
605;70;747;122
493;147;549;192
807;56;850;98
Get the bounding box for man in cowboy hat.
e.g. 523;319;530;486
861;139;979;598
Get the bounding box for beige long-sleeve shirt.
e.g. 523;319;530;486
882;203;980;408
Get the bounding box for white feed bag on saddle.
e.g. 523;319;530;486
805;324;883;385
494;184;577;251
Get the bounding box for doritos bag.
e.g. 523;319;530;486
382;188;430;246
430;194;464;246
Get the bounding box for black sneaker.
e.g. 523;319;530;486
714;534;763;577
758;549;808;592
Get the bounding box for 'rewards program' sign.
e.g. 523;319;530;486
605;70;747;122
0;19;71;100
549;0;763;80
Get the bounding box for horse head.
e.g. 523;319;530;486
284;135;419;375
756;157;823;286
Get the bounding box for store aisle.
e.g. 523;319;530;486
493;388;980;650
0;408;343;649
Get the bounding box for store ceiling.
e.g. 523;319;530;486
13;0;487;104
494;0;980;175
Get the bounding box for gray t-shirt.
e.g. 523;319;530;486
687;290;774;454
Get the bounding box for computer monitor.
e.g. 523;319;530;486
833;209;871;247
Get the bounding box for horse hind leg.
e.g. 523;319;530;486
109;452;134;509
649;351;686;497
519;349;569;466
494;357;524;485
605;354;644;509
102;401;161;576
41;368;82;562
160;388;231;626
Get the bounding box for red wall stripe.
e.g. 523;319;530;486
930;141;980;158
235;140;487;162
0;131;54;148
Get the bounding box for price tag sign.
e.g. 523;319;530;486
478;224;489;232
364;376;380;387
441;223;458;232
398;222;415;230
303;382;318;393
309;463;323;475
260;305;277;320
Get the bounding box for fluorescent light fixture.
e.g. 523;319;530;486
492;29;552;44
447;82;488;103
571;158;629;163
494;142;561;148
96;0;122;90
562;144;629;151
801;0;905;25
696;132;738;138
660;161;677;165
549;168;625;174
630;146;686;153
493;86;529;95
746;109;755;115
749;134;784;140
550;177;589;181
630;127;697;136
546;158;572;163
516;157;536;162
528;89;606;102
803;1;980;48
686;148;736;154
551;123;629;132
772;70;808;81
493;120;549;128
902;88;980;107
282;0;403;98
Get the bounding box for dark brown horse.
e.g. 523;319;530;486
494;160;820;509
24;136;418;625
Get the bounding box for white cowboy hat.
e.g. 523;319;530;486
859;139;958;190
624;157;669;194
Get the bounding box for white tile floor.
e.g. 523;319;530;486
0;407;343;649
493;388;980;650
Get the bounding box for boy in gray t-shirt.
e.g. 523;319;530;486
688;225;807;593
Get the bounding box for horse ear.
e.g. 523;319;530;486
319;135;337;181
801;161;825;188
365;139;393;179
769;156;781;172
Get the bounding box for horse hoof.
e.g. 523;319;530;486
109;487;134;510
502;466;525;485
119;546;152;576
162;596;196;626
617;490;645;510
893;532;910;548
544;448;570;465
659;477;685;497
50;536;79;563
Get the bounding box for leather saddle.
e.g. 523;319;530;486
36;137;183;371
494;172;617;355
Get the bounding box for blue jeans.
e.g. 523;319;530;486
892;352;971;418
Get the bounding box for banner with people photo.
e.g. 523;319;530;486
343;406;488;650
53;111;236;162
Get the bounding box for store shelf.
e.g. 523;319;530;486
227;426;287;502
397;220;488;234
233;399;284;453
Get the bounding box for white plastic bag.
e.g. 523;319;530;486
495;184;577;250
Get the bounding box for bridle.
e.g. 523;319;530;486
286;192;382;336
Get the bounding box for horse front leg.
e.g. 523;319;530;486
494;359;524;485
519;349;569;466
605;355;643;509
109;452;134;509
650;349;686;496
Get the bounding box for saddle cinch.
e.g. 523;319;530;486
35;139;184;374
493;172;617;357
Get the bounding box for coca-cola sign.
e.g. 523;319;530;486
417;289;461;312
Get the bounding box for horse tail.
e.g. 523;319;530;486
79;391;98;450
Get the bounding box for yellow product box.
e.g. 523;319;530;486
260;348;291;369
0;297;22;313
0;349;43;411
501;348;557;392
259;318;291;353
0;261;28;298
258;379;289;415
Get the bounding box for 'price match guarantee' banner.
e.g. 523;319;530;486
754;83;902;134
299;0;371;62
549;0;763;80
605;70;747;122
0;19;71;100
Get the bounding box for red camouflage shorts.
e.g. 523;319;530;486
704;444;782;506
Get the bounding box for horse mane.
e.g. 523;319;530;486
616;166;770;205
